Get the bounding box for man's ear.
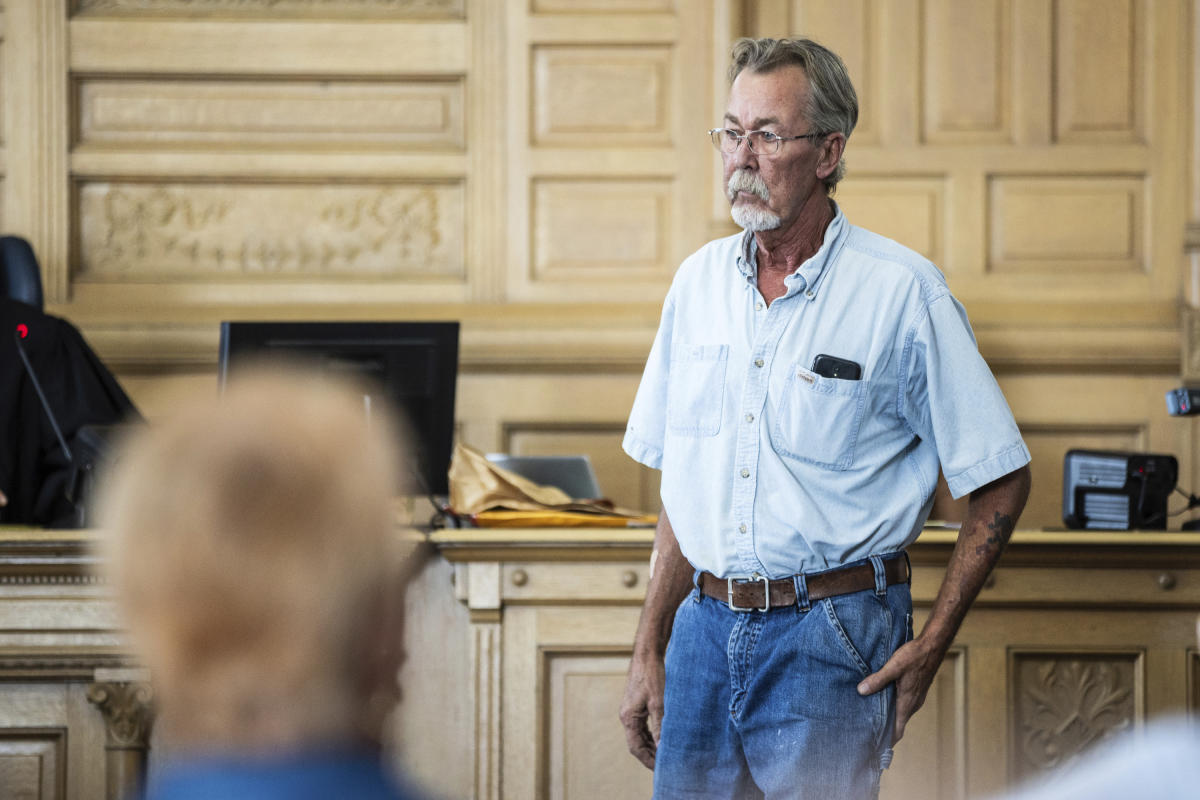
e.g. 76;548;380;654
815;133;846;182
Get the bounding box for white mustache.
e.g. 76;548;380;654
727;170;769;203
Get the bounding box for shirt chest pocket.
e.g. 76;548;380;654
667;344;729;437
771;364;868;470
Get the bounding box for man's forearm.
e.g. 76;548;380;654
633;509;694;657
919;465;1031;652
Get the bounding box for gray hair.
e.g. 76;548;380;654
729;37;858;192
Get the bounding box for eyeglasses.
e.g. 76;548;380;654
708;128;826;155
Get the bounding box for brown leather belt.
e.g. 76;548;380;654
698;555;910;611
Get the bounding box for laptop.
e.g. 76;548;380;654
484;454;602;500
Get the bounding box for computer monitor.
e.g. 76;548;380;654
218;321;459;497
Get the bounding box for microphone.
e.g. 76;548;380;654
13;324;74;463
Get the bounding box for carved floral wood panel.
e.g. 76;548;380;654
1012;654;1139;780
77;182;465;279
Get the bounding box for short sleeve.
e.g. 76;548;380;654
623;291;676;470
903;294;1030;499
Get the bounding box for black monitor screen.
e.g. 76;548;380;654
218;321;459;497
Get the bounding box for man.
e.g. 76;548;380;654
98;366;426;799
619;37;1031;799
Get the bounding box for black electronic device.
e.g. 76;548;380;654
1062;450;1178;530
218;321;460;498
1165;387;1200;416
811;353;861;381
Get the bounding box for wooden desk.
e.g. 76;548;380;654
4;528;1199;800
397;528;1200;800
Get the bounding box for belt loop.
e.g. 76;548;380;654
869;554;887;597
692;569;703;603
792;572;810;612
903;550;912;583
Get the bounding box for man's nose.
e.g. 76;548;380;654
727;137;758;171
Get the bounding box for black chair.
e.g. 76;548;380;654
0;235;45;309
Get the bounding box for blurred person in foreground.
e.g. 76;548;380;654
98;366;426;800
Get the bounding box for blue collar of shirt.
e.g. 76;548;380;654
735;200;847;299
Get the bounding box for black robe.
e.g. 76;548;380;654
1;298;140;527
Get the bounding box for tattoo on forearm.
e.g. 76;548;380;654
975;512;1014;557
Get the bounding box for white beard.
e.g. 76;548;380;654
727;169;781;231
731;204;782;231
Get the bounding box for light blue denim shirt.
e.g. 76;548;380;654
623;204;1030;578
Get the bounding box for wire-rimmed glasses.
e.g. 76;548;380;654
708;128;826;155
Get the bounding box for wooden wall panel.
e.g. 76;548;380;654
1054;0;1142;144
765;0;1185;310
532;45;672;146
0;682;109;798
72;0;465;17
1009;652;1142;782
0;5;5;228
786;0;880;145
835;177;945;263
69;20;468;76
544;652;652;800
75;181;466;279
4;1;70;302
0;731;66;800
922;0;1012;142
506;0;713;302
988;176;1144;273
881;649;966;800
75;78;466;149
532;178;672;279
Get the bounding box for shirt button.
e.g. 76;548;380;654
740;468;750;478
738;523;747;534
745;413;754;422
805;290;815;299
754;358;764;368
755;302;763;311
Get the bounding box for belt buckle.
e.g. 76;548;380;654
727;575;770;613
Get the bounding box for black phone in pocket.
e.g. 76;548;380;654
811;354;862;381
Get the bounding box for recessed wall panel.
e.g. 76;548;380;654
532;179;670;279
545;653;653;800
532;46;671;146
835;177;944;264
0;38;6;146
922;0;1010;142
72;0;464;18
1010;652;1140;782
76;78;465;149
789;0;878;144
77;181;465;279
0;731;65;800
881;649;964;799
988;176;1143;273
1054;0;1140;142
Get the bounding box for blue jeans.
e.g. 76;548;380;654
653;558;913;800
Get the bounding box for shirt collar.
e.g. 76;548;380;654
735;201;847;297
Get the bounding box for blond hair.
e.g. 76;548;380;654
99;366;410;751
